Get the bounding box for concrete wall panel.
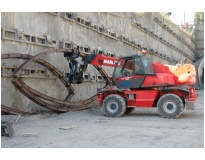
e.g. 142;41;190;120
1;12;199;112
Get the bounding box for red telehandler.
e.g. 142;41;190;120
64;49;197;119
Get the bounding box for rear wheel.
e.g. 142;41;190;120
125;107;135;114
157;94;183;119
102;94;126;117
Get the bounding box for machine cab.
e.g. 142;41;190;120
112;55;155;89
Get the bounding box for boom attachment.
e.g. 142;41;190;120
63;49;196;87
64;50;119;84
64;49;88;84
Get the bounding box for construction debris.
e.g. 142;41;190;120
59;125;79;130
22;133;39;137
15;115;21;123
1;121;15;138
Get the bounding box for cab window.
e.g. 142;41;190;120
141;57;155;74
113;58;133;77
133;57;145;74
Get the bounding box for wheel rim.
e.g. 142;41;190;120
163;100;177;113
107;100;119;113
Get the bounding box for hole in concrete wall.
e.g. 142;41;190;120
65;43;71;48
37;37;45;44
24;34;30;41
99;27;103;33
22;69;30;75
93;25;97;30
51;40;56;44
136;23;141;27
31;70;36;73
4;67;15;74
37;70;45;76
66;13;72;19
130;40;135;45
92;75;96;81
110;32;115;37
123;37;127;41
97;75;103;81
84;74;90;81
5;31;15;39
93;49;97;54
150;49;154;53
84;75;88;79
84;47;89;53
31;36;36;43
154;17;159;21
81;19;84;25
76;17;81;23
85;21;89;27
80;46;84;51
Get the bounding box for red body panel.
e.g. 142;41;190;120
187;87;197;101
142;73;175;87
124;90;159;107
152;62;196;86
90;54;119;67
95;87;197;108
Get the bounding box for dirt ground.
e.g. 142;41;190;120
1;89;204;149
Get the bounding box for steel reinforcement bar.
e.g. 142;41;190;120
1;105;35;116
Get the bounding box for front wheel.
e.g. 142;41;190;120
102;94;126;117
157;94;183;119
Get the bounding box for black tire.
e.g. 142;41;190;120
157;94;183;119
102;94;126;117
124;107;135;114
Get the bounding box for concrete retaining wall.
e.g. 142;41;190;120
1;12;197;112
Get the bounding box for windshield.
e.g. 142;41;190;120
113;58;133;77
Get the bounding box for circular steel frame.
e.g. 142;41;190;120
1;49;112;113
